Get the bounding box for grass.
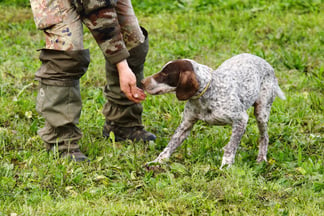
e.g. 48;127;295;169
0;0;323;215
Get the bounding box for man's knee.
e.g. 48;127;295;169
36;49;90;86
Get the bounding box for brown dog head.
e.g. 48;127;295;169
142;59;199;100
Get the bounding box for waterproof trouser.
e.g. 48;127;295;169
102;27;149;128
33;0;148;150
36;32;148;150
36;49;90;151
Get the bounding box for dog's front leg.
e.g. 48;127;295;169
221;113;248;169
150;118;196;164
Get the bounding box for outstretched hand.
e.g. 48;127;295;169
117;60;146;103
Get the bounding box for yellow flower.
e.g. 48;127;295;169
25;111;32;119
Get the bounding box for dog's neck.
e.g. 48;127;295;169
189;61;213;99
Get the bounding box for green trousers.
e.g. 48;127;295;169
103;27;149;127
36;28;149;151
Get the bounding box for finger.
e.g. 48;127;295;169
122;87;143;103
130;95;143;103
121;86;136;102
131;86;146;101
133;87;146;100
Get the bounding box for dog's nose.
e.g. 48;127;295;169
141;78;148;86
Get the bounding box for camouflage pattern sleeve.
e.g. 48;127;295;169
72;0;118;15
81;7;130;65
73;0;144;65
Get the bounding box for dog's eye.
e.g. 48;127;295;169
161;72;168;76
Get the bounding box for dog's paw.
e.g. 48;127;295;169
145;160;159;167
256;155;267;163
220;155;235;170
220;163;232;170
144;160;165;172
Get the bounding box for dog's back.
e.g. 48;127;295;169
210;53;285;110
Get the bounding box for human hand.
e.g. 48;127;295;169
116;60;146;103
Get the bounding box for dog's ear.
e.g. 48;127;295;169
176;70;199;100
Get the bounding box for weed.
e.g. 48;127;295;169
0;0;323;215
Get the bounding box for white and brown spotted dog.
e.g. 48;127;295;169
142;53;286;169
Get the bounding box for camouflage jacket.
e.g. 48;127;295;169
30;0;144;64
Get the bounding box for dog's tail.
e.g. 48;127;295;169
275;84;286;100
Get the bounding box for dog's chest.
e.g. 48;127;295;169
186;99;233;125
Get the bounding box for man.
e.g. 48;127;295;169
30;0;156;161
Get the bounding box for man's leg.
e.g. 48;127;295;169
102;27;156;142
36;49;90;161
102;0;155;141
76;0;156;141
32;0;90;161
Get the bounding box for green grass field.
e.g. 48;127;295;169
0;0;323;215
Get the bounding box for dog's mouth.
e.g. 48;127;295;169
143;83;177;95
144;88;162;95
154;90;165;95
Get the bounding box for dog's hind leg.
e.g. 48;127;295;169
221;112;249;169
254;86;275;163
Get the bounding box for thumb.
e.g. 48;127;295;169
131;85;146;101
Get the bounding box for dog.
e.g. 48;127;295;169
142;53;286;169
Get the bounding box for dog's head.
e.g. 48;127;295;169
141;60;199;100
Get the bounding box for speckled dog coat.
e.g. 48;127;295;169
142;53;286;168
